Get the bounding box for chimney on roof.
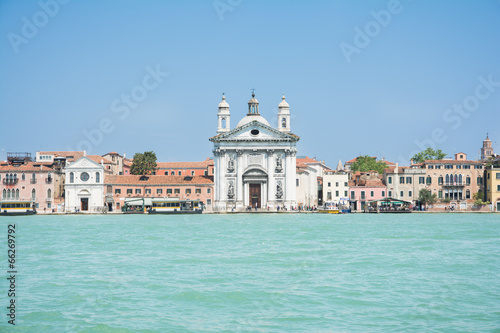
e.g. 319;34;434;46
84;150;86;156
101;159;104;166
395;162;398;174
410;159;413;165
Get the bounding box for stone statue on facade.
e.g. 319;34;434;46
227;156;235;173
228;182;235;199
275;155;283;173
276;181;283;199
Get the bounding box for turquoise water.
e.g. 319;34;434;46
1;213;500;332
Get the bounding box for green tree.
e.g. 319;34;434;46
473;190;490;206
351;155;387;174
412;147;446;164
418;188;437;209
130;151;157;175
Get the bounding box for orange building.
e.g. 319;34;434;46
104;175;214;211
156;158;214;177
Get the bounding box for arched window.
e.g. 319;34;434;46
221;117;226;128
31;189;36;200
70;172;74;183
454;175;458;183
7;189;10;199
47;189;51;198
13;174;17;180
445;174;449;184
171;171;174;175
2;189;5;199
438;176;443;185
282;117;286;128
32;172;35;180
96;172;100;183
22;173;25;181
178;171;182;176
15;189;19;198
458;175;462;184
466;176;471;185
466;189;470;199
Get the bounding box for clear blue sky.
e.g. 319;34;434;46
1;0;499;167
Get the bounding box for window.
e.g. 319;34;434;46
96;172;100;183
435;165;442;169
496;173;500;180
382;191;385;197
426;176;432;185
344;191;348;197
388;176;392;184
31;189;36;200
47;202;51;209
400;191;404;197
47;189;51;198
344;182;348;187
497;185;500;191
282;117;286;128
456;165;462;169
157;189;163;194
388;191;392;197
428;165;434;169
445;164;453;169
70;172;74;183
167;189;172;194
463;165;471;169
361;191;365;200
2;189;5;199
477;177;483;185
191;171;195;176
406;177;412;184
207;199;212;205
335;182;339;187
171;171;175;176
207;188;211;194
419;177;424;184
370;191;374;197
409;191;412;197
15;189;19;198
115;189;121;194
80;172;89;182
466;190;471;199
327;192;332;200
296;179;299;186
164;171;168;175
335;190;339;197
195;188;201;194
350;191;355;199
204;171;208;176
174;189;180;194
127;189;132;194
178;171;182;176
327;182;331;187
438;176;443;185
466;176;470;185
22;173;25;181
145;189;151;194
135;189;141;194
438;190;442;199
399;177;404;184
186;189;191;194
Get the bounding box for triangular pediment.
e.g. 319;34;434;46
66;156;104;170
210;120;299;142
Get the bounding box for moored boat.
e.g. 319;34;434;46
0;200;37;215
148;198;203;214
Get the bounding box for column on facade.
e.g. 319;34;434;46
237;150;244;208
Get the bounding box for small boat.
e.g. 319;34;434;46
318;201;341;214
148;198;203;214
0;200;37;215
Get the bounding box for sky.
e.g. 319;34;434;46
1;0;499;168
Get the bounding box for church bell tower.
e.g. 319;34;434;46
217;94;230;134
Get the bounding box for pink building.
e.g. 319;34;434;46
348;171;387;211
0;156;59;211
156;158;214;177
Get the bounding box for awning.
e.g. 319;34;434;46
124;197;152;206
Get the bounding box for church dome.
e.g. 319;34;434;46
278;94;289;109
236;115;270;128
248;94;259;105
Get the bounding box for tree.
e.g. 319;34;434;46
130;151;157;175
351;155;387;174
473;190;490;206
418;189;437;209
412;147;446;164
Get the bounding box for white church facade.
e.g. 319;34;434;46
64;156;105;212
210;93;299;211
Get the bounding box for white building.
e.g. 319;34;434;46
64;156;105;212
296;163;318;208
323;162;350;206
210;93;299;211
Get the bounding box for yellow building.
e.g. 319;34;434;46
485;159;500;211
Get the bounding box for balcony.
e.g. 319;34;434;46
45;178;53;184
30;178;37;184
443;182;464;187
2;179;18;185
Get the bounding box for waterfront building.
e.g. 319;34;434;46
64;156;105;212
323;161;350;206
104;175;214;211
210;93;299;211
383;163;426;206
348;171;387;211
296;160;318;208
102;152;129;175
0;153;58;211
156;158;214;177
485;157;500;211
413;152;485;210
296;156;330;206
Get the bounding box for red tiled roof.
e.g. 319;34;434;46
0;161;54;172
105;175;214;185
156;158;213;169
297;156;319;164
423;159;483;164
105;152;121;156
87;155;113;164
